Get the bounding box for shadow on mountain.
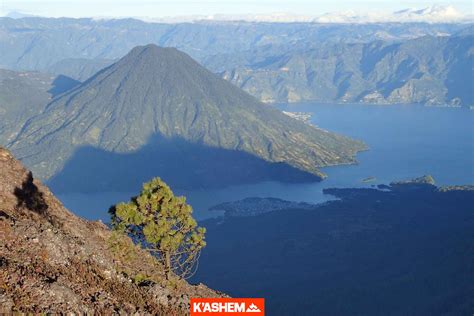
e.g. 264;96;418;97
360;42;400;77
47;75;81;98
377;57;419;98
47;134;320;194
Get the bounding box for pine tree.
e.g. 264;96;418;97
109;177;206;279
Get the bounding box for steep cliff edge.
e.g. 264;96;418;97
0;147;222;313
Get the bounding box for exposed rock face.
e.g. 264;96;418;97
0;147;222;313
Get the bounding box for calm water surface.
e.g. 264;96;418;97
57;103;474;221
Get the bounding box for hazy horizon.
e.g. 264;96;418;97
1;1;472;22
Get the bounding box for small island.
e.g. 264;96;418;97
362;176;377;183
390;175;436;186
209;197;316;217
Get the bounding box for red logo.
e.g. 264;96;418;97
190;298;265;315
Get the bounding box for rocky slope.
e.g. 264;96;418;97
8;44;365;181
0;147;222;313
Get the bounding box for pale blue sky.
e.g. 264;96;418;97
1;0;472;18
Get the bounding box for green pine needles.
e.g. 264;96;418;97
109;177;206;280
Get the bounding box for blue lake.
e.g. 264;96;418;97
57;103;474;221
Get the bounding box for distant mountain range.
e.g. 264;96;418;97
5;45;365;190
0;17;469;72
1;17;471;107
215;33;474;106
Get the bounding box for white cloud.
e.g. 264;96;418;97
2;4;472;23
143;5;472;23
314;5;471;23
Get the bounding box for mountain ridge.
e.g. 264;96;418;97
217;34;474;106
0;70;79;145
0;17;468;72
8;44;365;183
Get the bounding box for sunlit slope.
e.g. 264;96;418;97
9;44;365;180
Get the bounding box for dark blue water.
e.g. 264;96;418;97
58;103;474;220
288;103;474;187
